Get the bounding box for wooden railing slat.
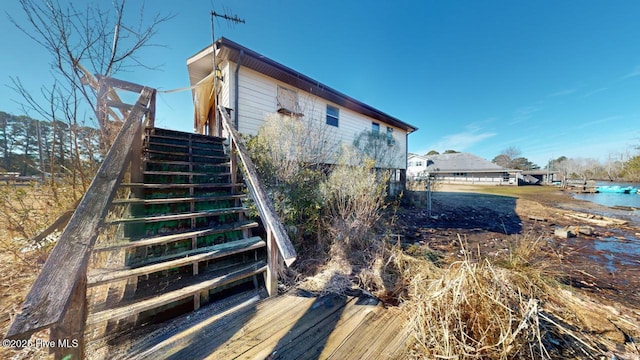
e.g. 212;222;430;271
217;105;296;266
5;87;155;340
97;75;146;93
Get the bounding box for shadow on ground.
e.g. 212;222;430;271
402;191;523;236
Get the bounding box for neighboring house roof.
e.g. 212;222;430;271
521;170;553;175
187;37;417;133
424;153;516;173
408;154;427;161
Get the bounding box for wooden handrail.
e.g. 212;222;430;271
5;86;155;349
217;105;297;267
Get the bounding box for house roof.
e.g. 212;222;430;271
187;37;417;133
408;154;427;161
424;153;516;173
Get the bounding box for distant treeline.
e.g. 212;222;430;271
0;111;101;177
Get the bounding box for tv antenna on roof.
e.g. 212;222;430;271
207;8;245;134
210;10;245;49
209;9;245;73
211;11;245;26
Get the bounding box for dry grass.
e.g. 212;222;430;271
0;231;51;359
401;239;548;359
387;235;640;359
0;182;84;359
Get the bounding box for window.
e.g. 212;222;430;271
326;105;339;127
386;126;395;146
277;86;298;115
371;122;380;133
415;161;424;167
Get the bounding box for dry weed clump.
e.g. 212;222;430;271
404;250;546;359
320;146;387;263
393;236;640;359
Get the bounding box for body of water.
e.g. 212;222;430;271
572;182;640;209
571;182;640;267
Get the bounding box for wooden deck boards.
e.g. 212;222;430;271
90;291;409;360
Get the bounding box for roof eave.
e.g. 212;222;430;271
187;37;418;133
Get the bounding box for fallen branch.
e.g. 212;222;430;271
539;312;600;354
564;213;628;226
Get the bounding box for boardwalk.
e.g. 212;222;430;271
87;290;410;359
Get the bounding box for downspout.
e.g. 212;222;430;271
234;49;244;129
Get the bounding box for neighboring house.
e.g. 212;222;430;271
186;37;417;191
407;154;430;179
408;152;520;185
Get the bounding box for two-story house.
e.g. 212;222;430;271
186;38;417;191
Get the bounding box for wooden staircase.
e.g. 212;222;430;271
5;78;296;359
86;127;269;328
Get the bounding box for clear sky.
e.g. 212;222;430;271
2;1;640;167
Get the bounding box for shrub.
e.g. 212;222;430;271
246;113;337;253
319;145;388;261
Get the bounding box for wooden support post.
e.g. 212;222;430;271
130;119;144;185
229;140;250;237
193;294;201;311
96;82;108;132
265;229;278;296
148;91;156;128
200;290;210;308
49;275;87;360
230;140;238;192
208;100;216;136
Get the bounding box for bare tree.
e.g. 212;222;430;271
492;146;522;168
9;0;172;153
250;112;339;184
604;153;625;181
353;130;402;169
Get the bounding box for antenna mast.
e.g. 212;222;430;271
210;10;246;72
208;9;245;135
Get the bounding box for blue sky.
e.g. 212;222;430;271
2;1;640;167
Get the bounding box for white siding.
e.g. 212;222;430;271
435;172;513;185
225;63;408;169
407;155;428;178
219;61;232;109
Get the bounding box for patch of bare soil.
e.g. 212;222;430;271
397;184;640;311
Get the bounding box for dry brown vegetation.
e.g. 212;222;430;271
296;188;640;359
388;237;639;359
3;140;639;359
250;117;640;359
0;182;85;359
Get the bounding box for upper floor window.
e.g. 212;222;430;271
372;122;380;133
326;105;339;127
415;161;424;167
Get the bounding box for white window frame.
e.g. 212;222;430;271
326;105;339;127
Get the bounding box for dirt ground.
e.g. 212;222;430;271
396;184;640;310
2;183;639;358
